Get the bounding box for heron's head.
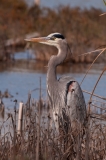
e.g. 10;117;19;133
25;33;67;48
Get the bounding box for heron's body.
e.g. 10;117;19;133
25;33;86;131
47;39;86;130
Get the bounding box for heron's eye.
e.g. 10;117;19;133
50;36;56;40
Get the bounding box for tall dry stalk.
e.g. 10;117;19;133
17;102;24;135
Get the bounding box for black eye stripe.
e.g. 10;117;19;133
52;34;65;39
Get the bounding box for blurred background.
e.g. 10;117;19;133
0;0;106;110
26;0;106;10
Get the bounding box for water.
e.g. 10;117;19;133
26;0;106;11
13;50;35;60
0;51;106;109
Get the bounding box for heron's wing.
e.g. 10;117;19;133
66;81;86;124
58;76;86;132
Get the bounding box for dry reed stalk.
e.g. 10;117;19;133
17;102;24;135
0;98;5;119
85;64;106;158
90;67;106;102
0;99;106;160
79;48;106;57
99;13;106;16
83;90;106;100
36;77;42;160
80;49;105;85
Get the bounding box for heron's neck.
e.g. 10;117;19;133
47;45;68;83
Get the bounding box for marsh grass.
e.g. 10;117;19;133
0;82;106;160
0;1;106;63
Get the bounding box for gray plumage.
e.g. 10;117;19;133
25;32;87;132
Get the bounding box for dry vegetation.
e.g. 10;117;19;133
0;0;106;62
1;90;106;160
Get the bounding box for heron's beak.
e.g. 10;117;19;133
25;37;50;43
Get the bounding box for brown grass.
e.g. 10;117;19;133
0;1;106;63
0;82;106;160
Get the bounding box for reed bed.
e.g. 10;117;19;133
0;89;106;160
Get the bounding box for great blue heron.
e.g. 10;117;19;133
25;33;86;132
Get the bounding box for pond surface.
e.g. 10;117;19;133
0;51;106;109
